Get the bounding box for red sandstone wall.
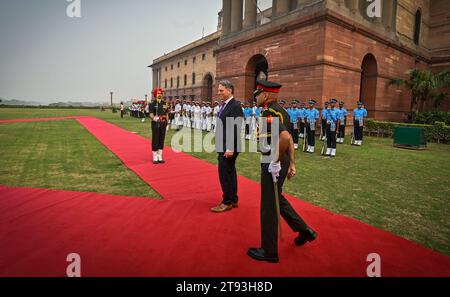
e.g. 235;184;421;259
216;18;437;121
322;21;428;121
217;22;326;104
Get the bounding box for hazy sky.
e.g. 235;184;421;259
0;0;273;103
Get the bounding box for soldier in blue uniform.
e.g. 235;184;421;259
325;99;339;157
288;100;300;150
304;99;320;153
297;102;305;139
320;101;329;140
353;101;368;146
244;101;252;140
286;101;293;119
337;101;347;144
255;103;262;118
248;80;317;263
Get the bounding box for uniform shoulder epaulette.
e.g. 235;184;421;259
267;108;285;124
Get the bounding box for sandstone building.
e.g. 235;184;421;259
151;0;450;121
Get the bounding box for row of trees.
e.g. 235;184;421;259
390;69;450;122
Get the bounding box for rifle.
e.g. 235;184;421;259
321;129;327;155
351;123;355;145
303;126;308;152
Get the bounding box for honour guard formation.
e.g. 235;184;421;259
121;86;368;164
119;75;369;170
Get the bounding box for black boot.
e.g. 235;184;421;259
247;248;279;263
294;227;318;247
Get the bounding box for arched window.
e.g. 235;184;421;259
359;54;378;117
165;79;167;89
184;74;187;86
170;78;173;88
177;76;180;88
192;72;196;85
414;9;421;45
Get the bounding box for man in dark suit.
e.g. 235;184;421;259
211;80;244;213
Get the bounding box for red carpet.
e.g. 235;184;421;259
0;116;449;276
1;185;449;277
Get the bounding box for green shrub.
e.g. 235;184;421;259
415;111;450;125
365;119;450;144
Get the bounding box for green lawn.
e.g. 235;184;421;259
0;118;160;199
0;107;449;256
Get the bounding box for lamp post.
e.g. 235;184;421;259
110;91;113;106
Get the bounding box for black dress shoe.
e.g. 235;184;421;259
153;161;159;164
294;227;318;246
158;160;165;164
247;248;279;263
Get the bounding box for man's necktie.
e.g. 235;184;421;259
218;104;226;117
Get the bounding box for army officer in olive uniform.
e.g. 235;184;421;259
247;80;318;264
149;88;169;164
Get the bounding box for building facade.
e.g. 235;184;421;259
216;0;450;121
149;31;220;102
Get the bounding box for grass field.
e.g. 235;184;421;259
0;107;449;256
0;117;160;198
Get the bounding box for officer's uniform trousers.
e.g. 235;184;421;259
338;119;346;140
354;119;364;141
326;121;337;149
299;121;305;138
306;123;316;147
290;122;299;145
245;117;251;137
151;120;167;151
260;153;309;256
321;118;327;138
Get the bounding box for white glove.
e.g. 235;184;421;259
153;116;160;122
268;161;282;183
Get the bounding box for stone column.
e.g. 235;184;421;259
157;68;161;88
345;0;359;13
382;0;396;31
243;0;257;28
222;0;232;35
272;0;278;18
231;0;243;33
152;69;158;92
276;0;290;16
